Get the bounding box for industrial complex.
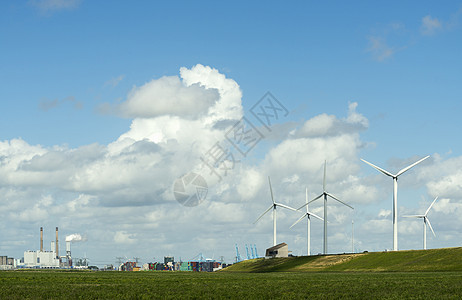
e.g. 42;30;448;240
0;227;247;272
0;227;74;269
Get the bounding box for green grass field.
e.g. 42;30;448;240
1;248;461;299
0;270;461;299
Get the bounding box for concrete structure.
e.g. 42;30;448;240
0;256;15;270
21;227;64;269
265;243;289;258
55;227;59;258
24;250;59;268
40;227;43;252
64;240;72;267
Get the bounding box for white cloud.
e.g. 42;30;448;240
367;36;395;62
293;102;368;138
378;209;391;218
180;64;243;125
114;231;136;244
118;76;219;119
421;15;443;36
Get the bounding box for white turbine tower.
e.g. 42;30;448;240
290;188;323;256
361;155;429;251
403;196;438;250
254;176;298;246
299;161;353;255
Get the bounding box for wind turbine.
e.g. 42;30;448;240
254;176;298;246
290;188;323;256
299;161;353;255
361;155;429;251
403;196;438;250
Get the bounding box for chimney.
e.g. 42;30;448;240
55;227;59;258
40;227;43;252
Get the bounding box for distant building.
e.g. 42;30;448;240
265;243;289;258
0;255;15;270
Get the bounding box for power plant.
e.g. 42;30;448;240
20;227;73;269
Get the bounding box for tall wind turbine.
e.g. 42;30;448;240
299;161;353;255
403;196;438;250
361;155;429;251
254;176;298;246
290;188;323;256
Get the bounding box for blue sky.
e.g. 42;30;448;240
1;1;462;266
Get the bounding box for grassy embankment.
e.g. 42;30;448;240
222;247;462;272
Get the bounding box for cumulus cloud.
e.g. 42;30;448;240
118;76;219;119
107;64;242;122
293;102;368;138
421;15;443;36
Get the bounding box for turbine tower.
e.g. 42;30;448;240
290;188;323;256
361;155;429;251
254;176;298;246
300;161;353;255
403;196;438;250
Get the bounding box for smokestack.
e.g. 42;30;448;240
40;227;43;252
55;227;59;258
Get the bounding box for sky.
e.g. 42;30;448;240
1;0;462;267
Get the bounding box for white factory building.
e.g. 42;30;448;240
24;249;60;268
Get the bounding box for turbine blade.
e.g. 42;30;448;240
307;211;324;221
305;188;309;213
268;176;275;204
361;159;394;177
425;196;438;216
253;205;273;224
305;193;324;207
323;160;327;191
327;192;354;209
396;155;430;177
277;203;298;212
402;215;424;218
289;214;307;229
426;218;436;237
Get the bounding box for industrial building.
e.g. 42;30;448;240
0;256;15;270
18;227;74;269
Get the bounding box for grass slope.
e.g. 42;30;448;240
222;247;462;273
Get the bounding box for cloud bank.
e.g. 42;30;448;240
1;64;462;264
